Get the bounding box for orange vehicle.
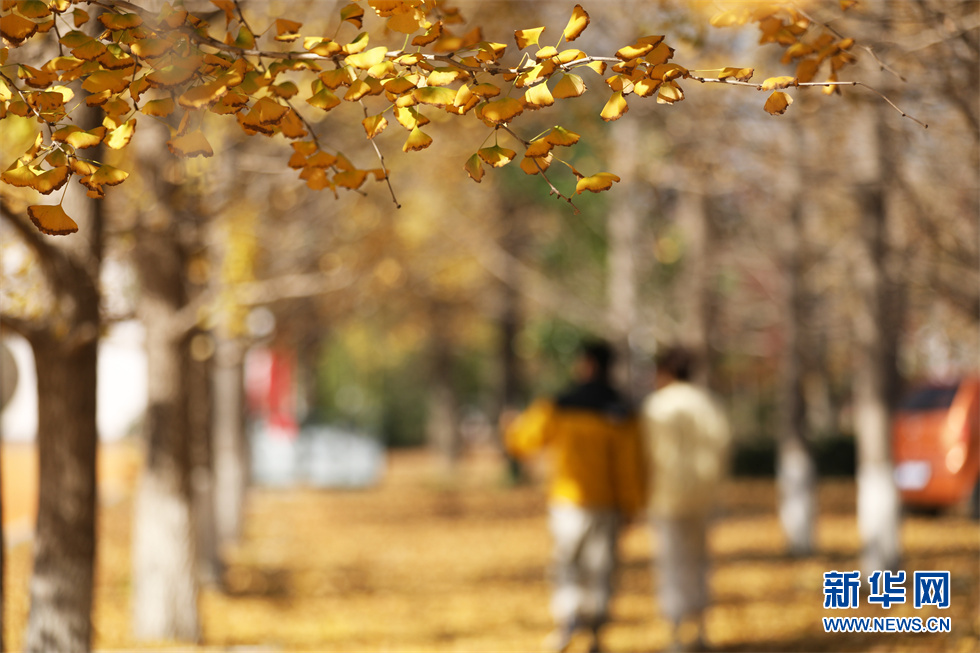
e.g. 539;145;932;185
892;376;980;514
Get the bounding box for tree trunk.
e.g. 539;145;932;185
775;155;818;556
24;334;99;653
132;230;199;641
607;120;640;397
212;337;248;546
674;187;714;389
188;346;220;585
852;109;902;573
427;303;459;468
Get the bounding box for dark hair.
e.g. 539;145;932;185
656;345;694;382
580;339;614;379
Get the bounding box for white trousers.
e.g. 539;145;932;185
548;504;620;629
654;514;710;623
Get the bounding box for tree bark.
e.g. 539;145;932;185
607;120;640;397
24;321;99;653
188;346;220;585
852;108;902;573
212;337;248;546
674;187;714;389
132;227;199;641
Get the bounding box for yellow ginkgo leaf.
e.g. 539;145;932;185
167;131;214;157
394;106;427;130
552;73;586;99
761;76;797;91
1;14;38;45
600;91;628;121
275;18;302;40
525;138;552;157
2;165;70;194
247;97;289;125
796;59;820;84
464;153;484;182
340;3;364;27
520;152;552;175
534;46;558;61
514;26;545;50
576;172;620;194
346;46;387;70
470;83;501;98
387;10;423;34
307;88;341;111
719;67;754;82
633;78;661;97
99;12;142;30
412;22;442;47
563;5;590;42
362;114;388;139
53;125;107;149
481;97;523;125
403;126;433;152
616;36;664;61
306;151;338;168
344;79;372;101
142;98;175;116
178;80;228;109
145;63;198;89
657;82;684;104
544;126;580;147
644;42;675;66
28;204;77;235
334;169;367;189
764;90;793;115
79;164;129;194
131;38;173;59
524;82;554;108
413;86;456;107
69;159;98;176
105;119;136;149
478;145;516;168
82;70;129;94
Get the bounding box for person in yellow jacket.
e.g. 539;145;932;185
642;346;731;652
505;341;647;653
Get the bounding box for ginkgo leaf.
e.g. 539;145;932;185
81;70;129;94
105;119;136;149
427;68;462;87
69;159;98;176
178;80;228;109
346;46;387;70
563;5;590;42
644;42;675;66
306;151;338;168
403;126;432;152
53;125;106;149
79;164;128;194
168;131;214;157
131;38;173;58
340;3;364;27
524;82;554;108
2;165;70;194
514;26;544;50
245;97;288;125
394;106;428;130
657;82;684;104
387;10;423;34
470;83;501;98
478;145;516;168
412;22;442;46
719;67;754;82
552;73;586;99
362;114;388;138
575;172;620;194
544;126;580;147
761;76;797;91
279;110;307;139
534;46;558;60
141;98;174;117
307;88;341;111
764;90;793;114
633;78;661;97
275;18;302;41
463;153;484;182
413;86;456;107
600;91;628;121
99;13;142;30
72;8;89;27
334;168;367;189
1;14;38;45
616;36;664;61
305;38;342;57
481;97;523;124
520;152;552;175
796;59;820;83
146;63;198;89
344;79;372;101
383;75;419;94
28;204;77;235
525;139;552;157
19;0;52;19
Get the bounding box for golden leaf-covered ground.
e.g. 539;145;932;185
4;444;979;652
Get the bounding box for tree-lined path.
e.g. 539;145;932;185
4;446;978;652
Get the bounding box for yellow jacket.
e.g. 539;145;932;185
506;388;647;517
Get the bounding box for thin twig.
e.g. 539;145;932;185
359;102;400;208
500;125;580;213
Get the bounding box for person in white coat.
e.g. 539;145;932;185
642;346;731;652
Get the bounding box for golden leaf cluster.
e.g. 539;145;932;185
0;0;863;233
